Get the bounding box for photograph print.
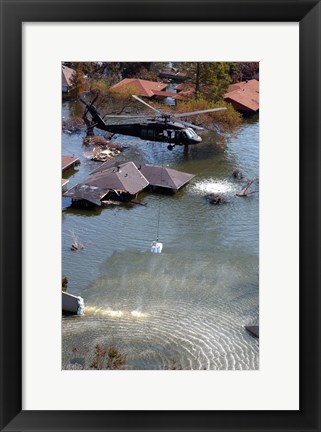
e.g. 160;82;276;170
61;61;259;370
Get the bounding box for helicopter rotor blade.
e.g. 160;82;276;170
174;107;227;118
132;95;163;115
80;94;99;116
173;119;204;131
103;114;153;119
89;93;99;108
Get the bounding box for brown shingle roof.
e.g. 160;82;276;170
138;164;195;191
86;161;149;195
63;184;110;206
64;160;149;205
63;160;195;205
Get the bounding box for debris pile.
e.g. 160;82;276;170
232;169;243;180
62;276;68;292
236;177;259;197
91;148;121;162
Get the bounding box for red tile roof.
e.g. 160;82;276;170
224;79;259;112
152;90;181;99
111;78;169;98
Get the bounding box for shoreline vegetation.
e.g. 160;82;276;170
67;344;185;370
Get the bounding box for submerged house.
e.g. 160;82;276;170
224;79;259;113
137;164;195;194
63;161;149;207
63;159;195;207
61;155;80;191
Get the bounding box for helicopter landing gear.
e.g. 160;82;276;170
167;144;175;151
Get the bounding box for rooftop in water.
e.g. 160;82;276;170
63;160;195;206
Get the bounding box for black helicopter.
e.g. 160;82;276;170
80;94;226;151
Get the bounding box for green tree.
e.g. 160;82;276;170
181;62;232;101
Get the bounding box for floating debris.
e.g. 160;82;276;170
91;148;120;162
69;230;85;251
205;193;228;205
62;275;68;292
236;177;259;197
232;169;243;180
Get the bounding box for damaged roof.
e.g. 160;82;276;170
64;161;149;205
64;184;110;206
64;160;195;205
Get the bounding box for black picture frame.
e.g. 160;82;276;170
0;1;320;431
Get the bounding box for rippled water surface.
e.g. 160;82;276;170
62;102;259;370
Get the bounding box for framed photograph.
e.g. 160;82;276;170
1;1;320;431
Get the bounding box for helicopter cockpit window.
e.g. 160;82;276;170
185;128;197;139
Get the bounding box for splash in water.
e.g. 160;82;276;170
84;306;149;319
192;178;236;195
131;310;150;318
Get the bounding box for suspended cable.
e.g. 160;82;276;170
156;146;165;240
151;147;165;254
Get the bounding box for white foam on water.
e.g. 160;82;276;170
191;179;236;195
131;310;150;318
102;310;123;318
84;306;149;319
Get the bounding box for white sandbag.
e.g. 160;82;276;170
151;240;163;254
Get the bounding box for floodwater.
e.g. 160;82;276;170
62;101;259;370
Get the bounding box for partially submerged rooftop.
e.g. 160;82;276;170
137;163;195;192
64;159;195;206
64;160;149;206
62;155;80;173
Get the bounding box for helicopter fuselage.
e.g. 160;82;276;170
81;99;202;148
103;121;202;146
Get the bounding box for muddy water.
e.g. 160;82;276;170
62;103;259;370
